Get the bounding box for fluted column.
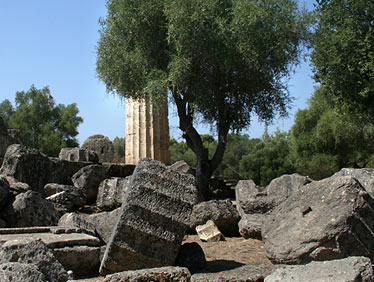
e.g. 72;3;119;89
125;97;170;165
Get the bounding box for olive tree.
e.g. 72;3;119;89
97;0;309;200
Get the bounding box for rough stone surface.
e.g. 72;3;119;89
99;158;199;274
235;180;269;215
96;176;131;211
190;199;240;236
196;220;225;242
170;160;194;174
0;176;10;208
102;163;135;178
45;184;86;213
239;213;265;239
0;144;51;195
334;168;374;197
81;134;114;163
264;256;374;282
46;158;90;187
58;213;96;236
59;147;99;163
0;262;46;282
5;190;60;227
262;175;374;264
87;208;121;243
53;246;100;277
265;173;312;210
0;238;69;282
71;164;109;204
103;266;191;282
191;264;277;282
175;242;206;274
3;175;30;195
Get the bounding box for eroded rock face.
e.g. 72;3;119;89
81;134;114;163
96;176;131;211
103;266;191;282
87;208;121;243
59;147;99;163
235;180;269;215
175;242;206;274
262;175;374;264
0;117;15;166
71;164;109;204
6;190;60;227
334;168;374;197
0;262;46;282
58;212;96;236
0;238;69;282
239;213;265;239
99;158;199;275
190;199;240;236
45;184;86;213
0;144;50;195
264;256;374;282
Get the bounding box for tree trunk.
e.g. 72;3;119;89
173;92;229;201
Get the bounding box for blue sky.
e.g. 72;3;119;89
0;1;316;145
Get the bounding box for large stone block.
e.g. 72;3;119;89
96;176;131;211
5;190;60;227
103;266;191;282
87;208;121;243
99;158;199;274
0;262;46;282
71;164;109;204
81;134;114;163
235;180;269;215
59;147;99;163
264;256;374;282
262;175;374;264
0;238;69;282
334;168;374;197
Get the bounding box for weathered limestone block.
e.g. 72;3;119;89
0;144;51;195
170;160;194;174
87;208;121;243
264;256;374;282
235;180;269;215
196;220;225;242
265;173;312;210
0;262;46;282
59;147;99;163
334;168;374;197
191;264;277;282
71;164;109;204
81;134;114;163
96;176;131;210
99;158;199;274
0;238;69;282
45;184;86;213
5;190;60;227
262;175;374;264
102;162;135;178
53;246;101;278
58;213;96;236
239;213;265;239
190;199;240;236
103;266;191;282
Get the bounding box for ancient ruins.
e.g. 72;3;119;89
125;98;170;165
1;116;374;281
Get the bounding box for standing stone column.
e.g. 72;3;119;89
125;98;170;165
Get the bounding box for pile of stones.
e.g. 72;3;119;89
1;118;374;281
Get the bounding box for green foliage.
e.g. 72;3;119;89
214;134;261;179
170;138;197;167
290;86;374;180
0;85;83;157
311;0;374;121
239;130;294;186
112;137;125;162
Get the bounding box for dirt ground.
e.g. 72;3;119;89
71;235;271;282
